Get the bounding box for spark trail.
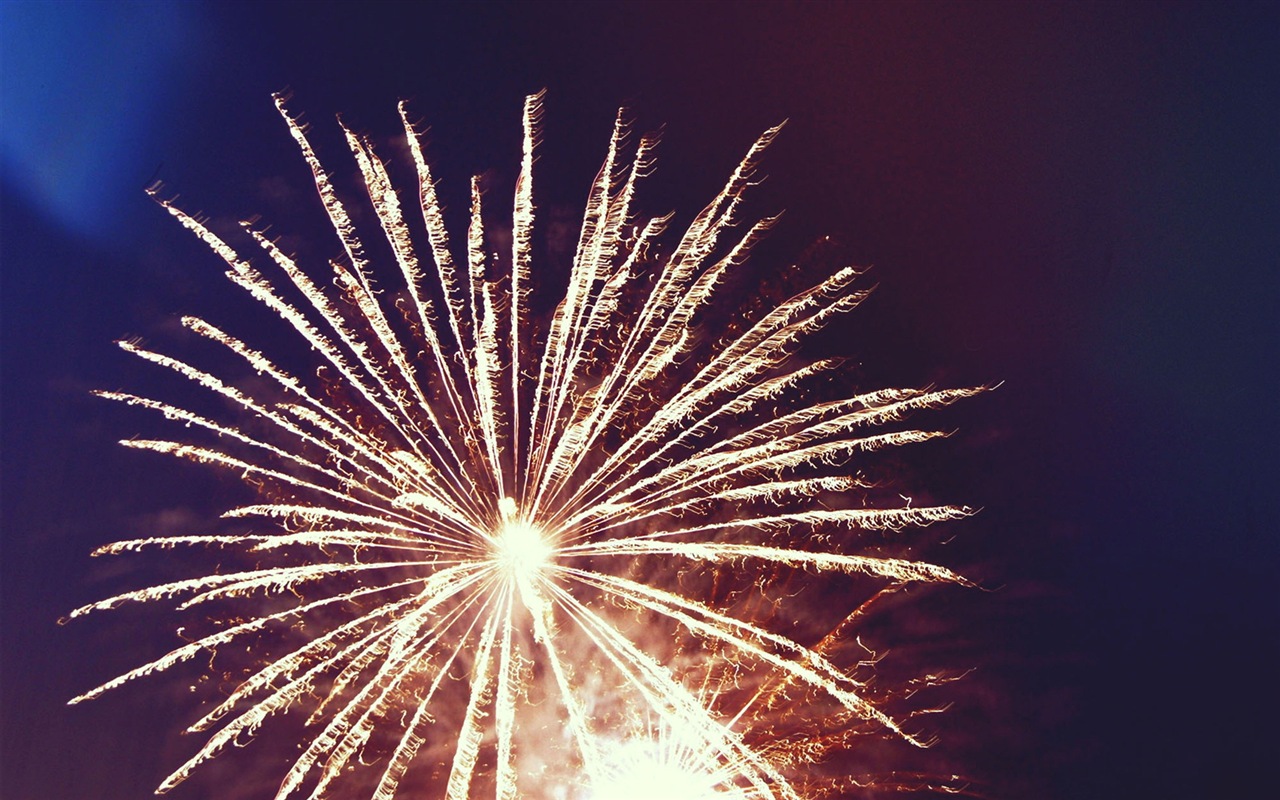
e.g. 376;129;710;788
71;92;983;799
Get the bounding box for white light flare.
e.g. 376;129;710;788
587;741;735;800
493;496;554;582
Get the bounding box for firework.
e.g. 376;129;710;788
70;93;982;799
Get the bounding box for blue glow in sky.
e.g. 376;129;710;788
1;1;199;241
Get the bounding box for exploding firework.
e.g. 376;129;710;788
70;92;983;799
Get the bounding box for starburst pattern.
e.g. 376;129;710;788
71;92;982;799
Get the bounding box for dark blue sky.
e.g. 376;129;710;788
2;2;1276;798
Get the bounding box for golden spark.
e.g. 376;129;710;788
70;92;983;799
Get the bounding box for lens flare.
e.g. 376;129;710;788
70;92;983;799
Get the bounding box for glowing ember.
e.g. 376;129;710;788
70;92;982;799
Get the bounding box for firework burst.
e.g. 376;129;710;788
71;92;983;799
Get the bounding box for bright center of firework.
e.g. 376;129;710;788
493;497;552;579
590;760;721;800
585;737;730;800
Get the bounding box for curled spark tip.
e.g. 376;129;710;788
77;94;983;798
271;88;295;110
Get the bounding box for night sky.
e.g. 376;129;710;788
2;2;1276;799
